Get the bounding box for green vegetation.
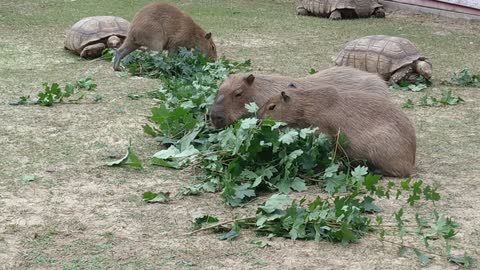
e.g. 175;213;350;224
10;75;97;106
443;68;480;87
110;49;475;267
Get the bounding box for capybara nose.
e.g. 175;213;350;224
211;113;226;128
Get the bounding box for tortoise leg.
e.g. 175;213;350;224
80;43;106;59
296;6;308;16
389;66;412;85
373;7;386;18
329;10;342;20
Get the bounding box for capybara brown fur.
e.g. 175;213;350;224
258;86;416;177
113;2;217;71
210;66;388;128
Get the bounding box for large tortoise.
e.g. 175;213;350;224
334;35;433;84
65;16;130;59
296;0;385;19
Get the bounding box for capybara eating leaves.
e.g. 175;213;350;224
258;86;416;177
210;66;389;128
113;2;217;71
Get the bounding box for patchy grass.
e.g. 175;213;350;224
0;0;479;269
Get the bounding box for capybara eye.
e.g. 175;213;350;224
234;90;243;97
268;104;276;110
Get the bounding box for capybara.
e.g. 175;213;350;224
258;86;416;177
210;66;389;128
113;2;217;71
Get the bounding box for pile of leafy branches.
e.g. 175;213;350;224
113;49;474;267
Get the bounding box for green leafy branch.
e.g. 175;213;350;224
10;75;97;106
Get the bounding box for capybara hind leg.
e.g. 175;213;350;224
113;43;139;71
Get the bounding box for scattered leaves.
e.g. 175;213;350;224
442;68;480;87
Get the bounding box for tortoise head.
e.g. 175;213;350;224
107;36;122;49
414;60;432;80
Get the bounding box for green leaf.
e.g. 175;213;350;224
351;166;368;179
245;102;259;113
308;68;317;75
218;228;240;241
106;142;143;169
448;254;474;268
234;183;256;200
143;191;171;203
423;185;441;201
399;246;409;257
413;249;432;266
250;239;270;248
360;196;382;213
278;130;299;145
240;117;258;129
402;99;415;109
19;175;36;182
258;194;292;214
192;214;219;230
364;174;381;192
290;177;307;192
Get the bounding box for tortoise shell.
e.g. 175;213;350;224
65;16;130;55
334;35;425;80
296;0;383;17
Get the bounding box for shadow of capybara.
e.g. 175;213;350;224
113;2;217;71
210;66;389;128
257;86;416;177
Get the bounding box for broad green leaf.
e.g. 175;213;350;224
106;143;143;169
290;177;307;192
258;194;292;214
240;117;258;129
413;249;432;266
279;130;298;145
218;228;240;241
143;191;171;203
245;102;259;113
192;214;219;230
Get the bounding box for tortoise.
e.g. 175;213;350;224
296;0;385;19
334;35;433;84
65;16;130;59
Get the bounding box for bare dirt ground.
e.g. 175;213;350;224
0;0;479;269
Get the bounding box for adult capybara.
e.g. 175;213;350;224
113;2;217;71
210;66;388;128
258;86;416;177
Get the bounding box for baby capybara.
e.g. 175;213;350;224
210;66;389;128
258;86;416;177
113;2;217;71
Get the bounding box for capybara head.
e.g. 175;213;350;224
210;74;258;128
198;32;217;61
258;90;301;124
107;36;122;48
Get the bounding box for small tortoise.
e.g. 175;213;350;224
334;35;432;84
65;16;130;59
296;0;385;19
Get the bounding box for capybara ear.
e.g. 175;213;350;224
281;91;290;102
245;74;255;85
205;32;212;39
